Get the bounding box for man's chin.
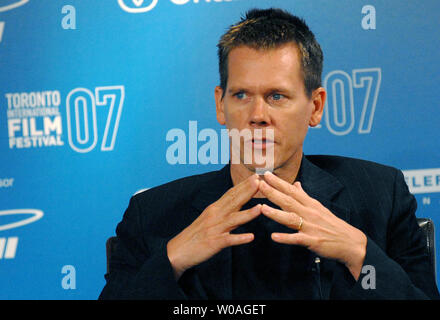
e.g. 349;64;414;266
240;163;276;175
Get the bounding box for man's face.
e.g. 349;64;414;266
215;43;325;173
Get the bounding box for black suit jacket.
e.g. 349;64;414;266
99;155;440;299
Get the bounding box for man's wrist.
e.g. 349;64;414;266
166;239;186;280
345;235;367;280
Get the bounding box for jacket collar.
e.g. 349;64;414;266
296;155;349;223
191;163;232;213
297;154;343;201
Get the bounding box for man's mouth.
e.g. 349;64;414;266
250;138;275;150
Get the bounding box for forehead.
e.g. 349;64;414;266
226;43;304;91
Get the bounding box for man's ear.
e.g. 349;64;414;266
215;86;226;125
309;87;326;127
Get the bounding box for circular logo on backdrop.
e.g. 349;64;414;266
118;0;158;13
0;209;43;260
0;209;43;231
0;0;29;12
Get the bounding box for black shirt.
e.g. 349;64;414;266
231;197;321;299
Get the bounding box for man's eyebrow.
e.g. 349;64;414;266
227;86;294;94
227;87;247;93
266;87;293;94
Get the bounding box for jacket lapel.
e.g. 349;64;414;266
297;155;352;299
297;155;350;223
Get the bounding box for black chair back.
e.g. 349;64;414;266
417;218;437;282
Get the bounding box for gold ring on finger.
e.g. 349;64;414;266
298;217;304;230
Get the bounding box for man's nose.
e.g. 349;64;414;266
249;97;270;126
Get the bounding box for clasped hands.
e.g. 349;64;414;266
167;172;367;281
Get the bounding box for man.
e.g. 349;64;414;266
99;8;439;299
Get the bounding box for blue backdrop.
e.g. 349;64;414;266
0;0;439;299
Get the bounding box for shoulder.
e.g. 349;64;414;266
306;154;398;171
306;154;401;183
119;168;225;235
131;169;221;209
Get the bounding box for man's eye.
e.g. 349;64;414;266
271;93;284;101
234;92;247;100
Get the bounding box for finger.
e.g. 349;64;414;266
258;180;299;212
216;174;260;213
224;204;262;231
263;171;295;197
291;181;316;207
271;232;313;247
261;204;303;230
224;233;255;247
263;172;310;207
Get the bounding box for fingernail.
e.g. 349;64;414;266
242;234;253;241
